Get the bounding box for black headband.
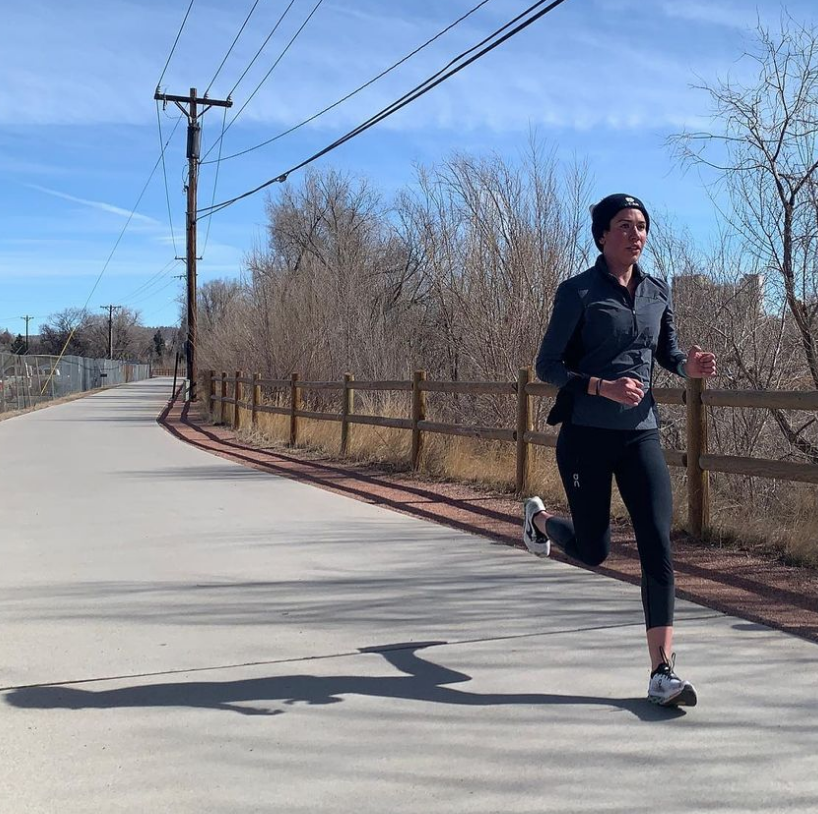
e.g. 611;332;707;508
591;193;650;250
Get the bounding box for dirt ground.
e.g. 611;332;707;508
159;396;818;645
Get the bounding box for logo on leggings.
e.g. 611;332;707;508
573;473;580;489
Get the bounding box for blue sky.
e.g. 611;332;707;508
1;0;815;333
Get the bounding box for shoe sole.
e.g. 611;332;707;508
523;529;550;555
523;521;550;556
649;684;698;708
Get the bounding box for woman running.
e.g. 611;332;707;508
523;193;716;707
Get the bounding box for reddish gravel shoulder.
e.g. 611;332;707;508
158;396;818;645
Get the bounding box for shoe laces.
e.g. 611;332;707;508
654;647;680;679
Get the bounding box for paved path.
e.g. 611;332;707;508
1;379;816;813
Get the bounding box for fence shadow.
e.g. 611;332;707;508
160;400;818;627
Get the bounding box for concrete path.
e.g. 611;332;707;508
1;379;816;813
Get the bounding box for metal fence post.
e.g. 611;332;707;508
411;369;427;471
290;372;301;446
516;367;533;494
686;376;710;538
341;372;354;455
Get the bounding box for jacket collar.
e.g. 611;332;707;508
593;254;644;287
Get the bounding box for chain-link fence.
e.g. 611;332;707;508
0;353;152;413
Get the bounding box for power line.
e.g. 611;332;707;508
199;0;571;218
157;0;197;88
201;0;495;167
33;116;185;395
127;275;183;308
156;101;179;255
0;314;45;323
202;107;229;258
203;0;567;215
83;117;182;308
120;258;181;302
202;0;326;163
227;0;299;99
236;0;326;118
161;105;186;121
204;0;264;96
139;296;186;324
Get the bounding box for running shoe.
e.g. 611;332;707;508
647;651;698;707
523;497;551;556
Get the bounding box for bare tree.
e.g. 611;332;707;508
195;150;593;423
39;308;91;356
670;15;818;461
81;307;147;360
392;145;591;424
195;279;245;374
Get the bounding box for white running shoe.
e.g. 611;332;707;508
523;497;551;556
647;652;698;707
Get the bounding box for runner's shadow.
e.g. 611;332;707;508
4;642;684;722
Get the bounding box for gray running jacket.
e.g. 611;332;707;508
536;255;687;430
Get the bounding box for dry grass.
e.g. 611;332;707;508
213;399;632;521
705;479;818;568
251;409;287;445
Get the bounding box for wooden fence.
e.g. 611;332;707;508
205;369;818;539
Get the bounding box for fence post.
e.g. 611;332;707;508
220;372;227;425
411;369;427;471
206;370;214;417
233;370;242;431
290;372;301;447
516;367;533;494
251;372;260;428
686;376;710;538
341;372;354;455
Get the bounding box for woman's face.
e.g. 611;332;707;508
599;207;647;268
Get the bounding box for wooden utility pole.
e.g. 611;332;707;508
100;305;121;360
20;315;33;353
153;86;232;401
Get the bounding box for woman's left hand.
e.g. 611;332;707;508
685;345;717;379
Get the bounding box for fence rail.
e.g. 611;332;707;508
205;368;818;538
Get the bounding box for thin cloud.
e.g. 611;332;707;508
660;1;755;30
27;185;160;226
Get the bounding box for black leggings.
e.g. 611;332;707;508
545;424;675;629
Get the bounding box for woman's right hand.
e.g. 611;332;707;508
600;377;645;406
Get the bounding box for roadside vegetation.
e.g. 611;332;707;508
196;19;818;569
0;307;178;368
